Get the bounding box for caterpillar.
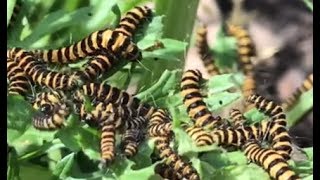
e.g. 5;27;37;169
246;94;283;119
154;136;200;180
267;113;292;160
76;50;119;81
7;57;31;96
84;102;149;159
180;69;222;129
121;127;145;157
100;110;117;165
242;75;256;111
184;124;214;146
32;29;141;64
226;23;256;76
83;102;146;131
243;141;300;180
148;109;172;137
74;83;155;120
246;95;292;159
84;102;118;164
7;48;79;90
282;73;313;111
229;109;246;128
195;25;221;76
115;6;152;38
155;163;179;180
32;91;70;130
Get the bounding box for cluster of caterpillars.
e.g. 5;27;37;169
7;2;313;180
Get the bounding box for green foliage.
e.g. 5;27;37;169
7;0;313;179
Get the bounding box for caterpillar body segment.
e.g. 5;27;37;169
115;6;153;38
181;69;222;129
243;141;300;180
154;136;200;180
7;57;31;96
7;48;79;90
32;29;141;64
195;26;220;76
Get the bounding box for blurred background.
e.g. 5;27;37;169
185;0;313;147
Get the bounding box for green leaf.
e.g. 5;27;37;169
7;95;34;143
7;147;21;180
142;38;188;61
213;164;270;180
137;16;164;47
19;162;54;180
7;0;17;26
205;91;241;111
130;139;155;169
85;0;117;30
286;89;313;127
21;7;93;47
244;108;267;124
116;160;158;180
303;175;313;180
302;0;313;12
135;69;180;102
53;153;76;179
207;73;244;94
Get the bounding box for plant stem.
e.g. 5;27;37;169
138;0;199;90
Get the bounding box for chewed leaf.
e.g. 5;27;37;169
137;16;164;48
205;91;241;111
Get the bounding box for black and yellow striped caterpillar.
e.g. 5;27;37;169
115;6;152;38
7;48;79;90
148;109;172;137
229;108;246;128
246;94;292;159
184;124;214;146
32;29;141;64
155;163;179;180
83;102;148;159
153;136;200;180
7;57;31;96
226;24;257;110
243;141;300;180
121;127;145;157
32;90;70;130
195;25;221;76
282;73;313;111
180;69;222;129
83;102;119;164
74;83;155;120
225;23;256;76
83;102;146;132
74;6;153;81
246;94;283;119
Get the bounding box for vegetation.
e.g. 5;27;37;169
7;0;313;179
